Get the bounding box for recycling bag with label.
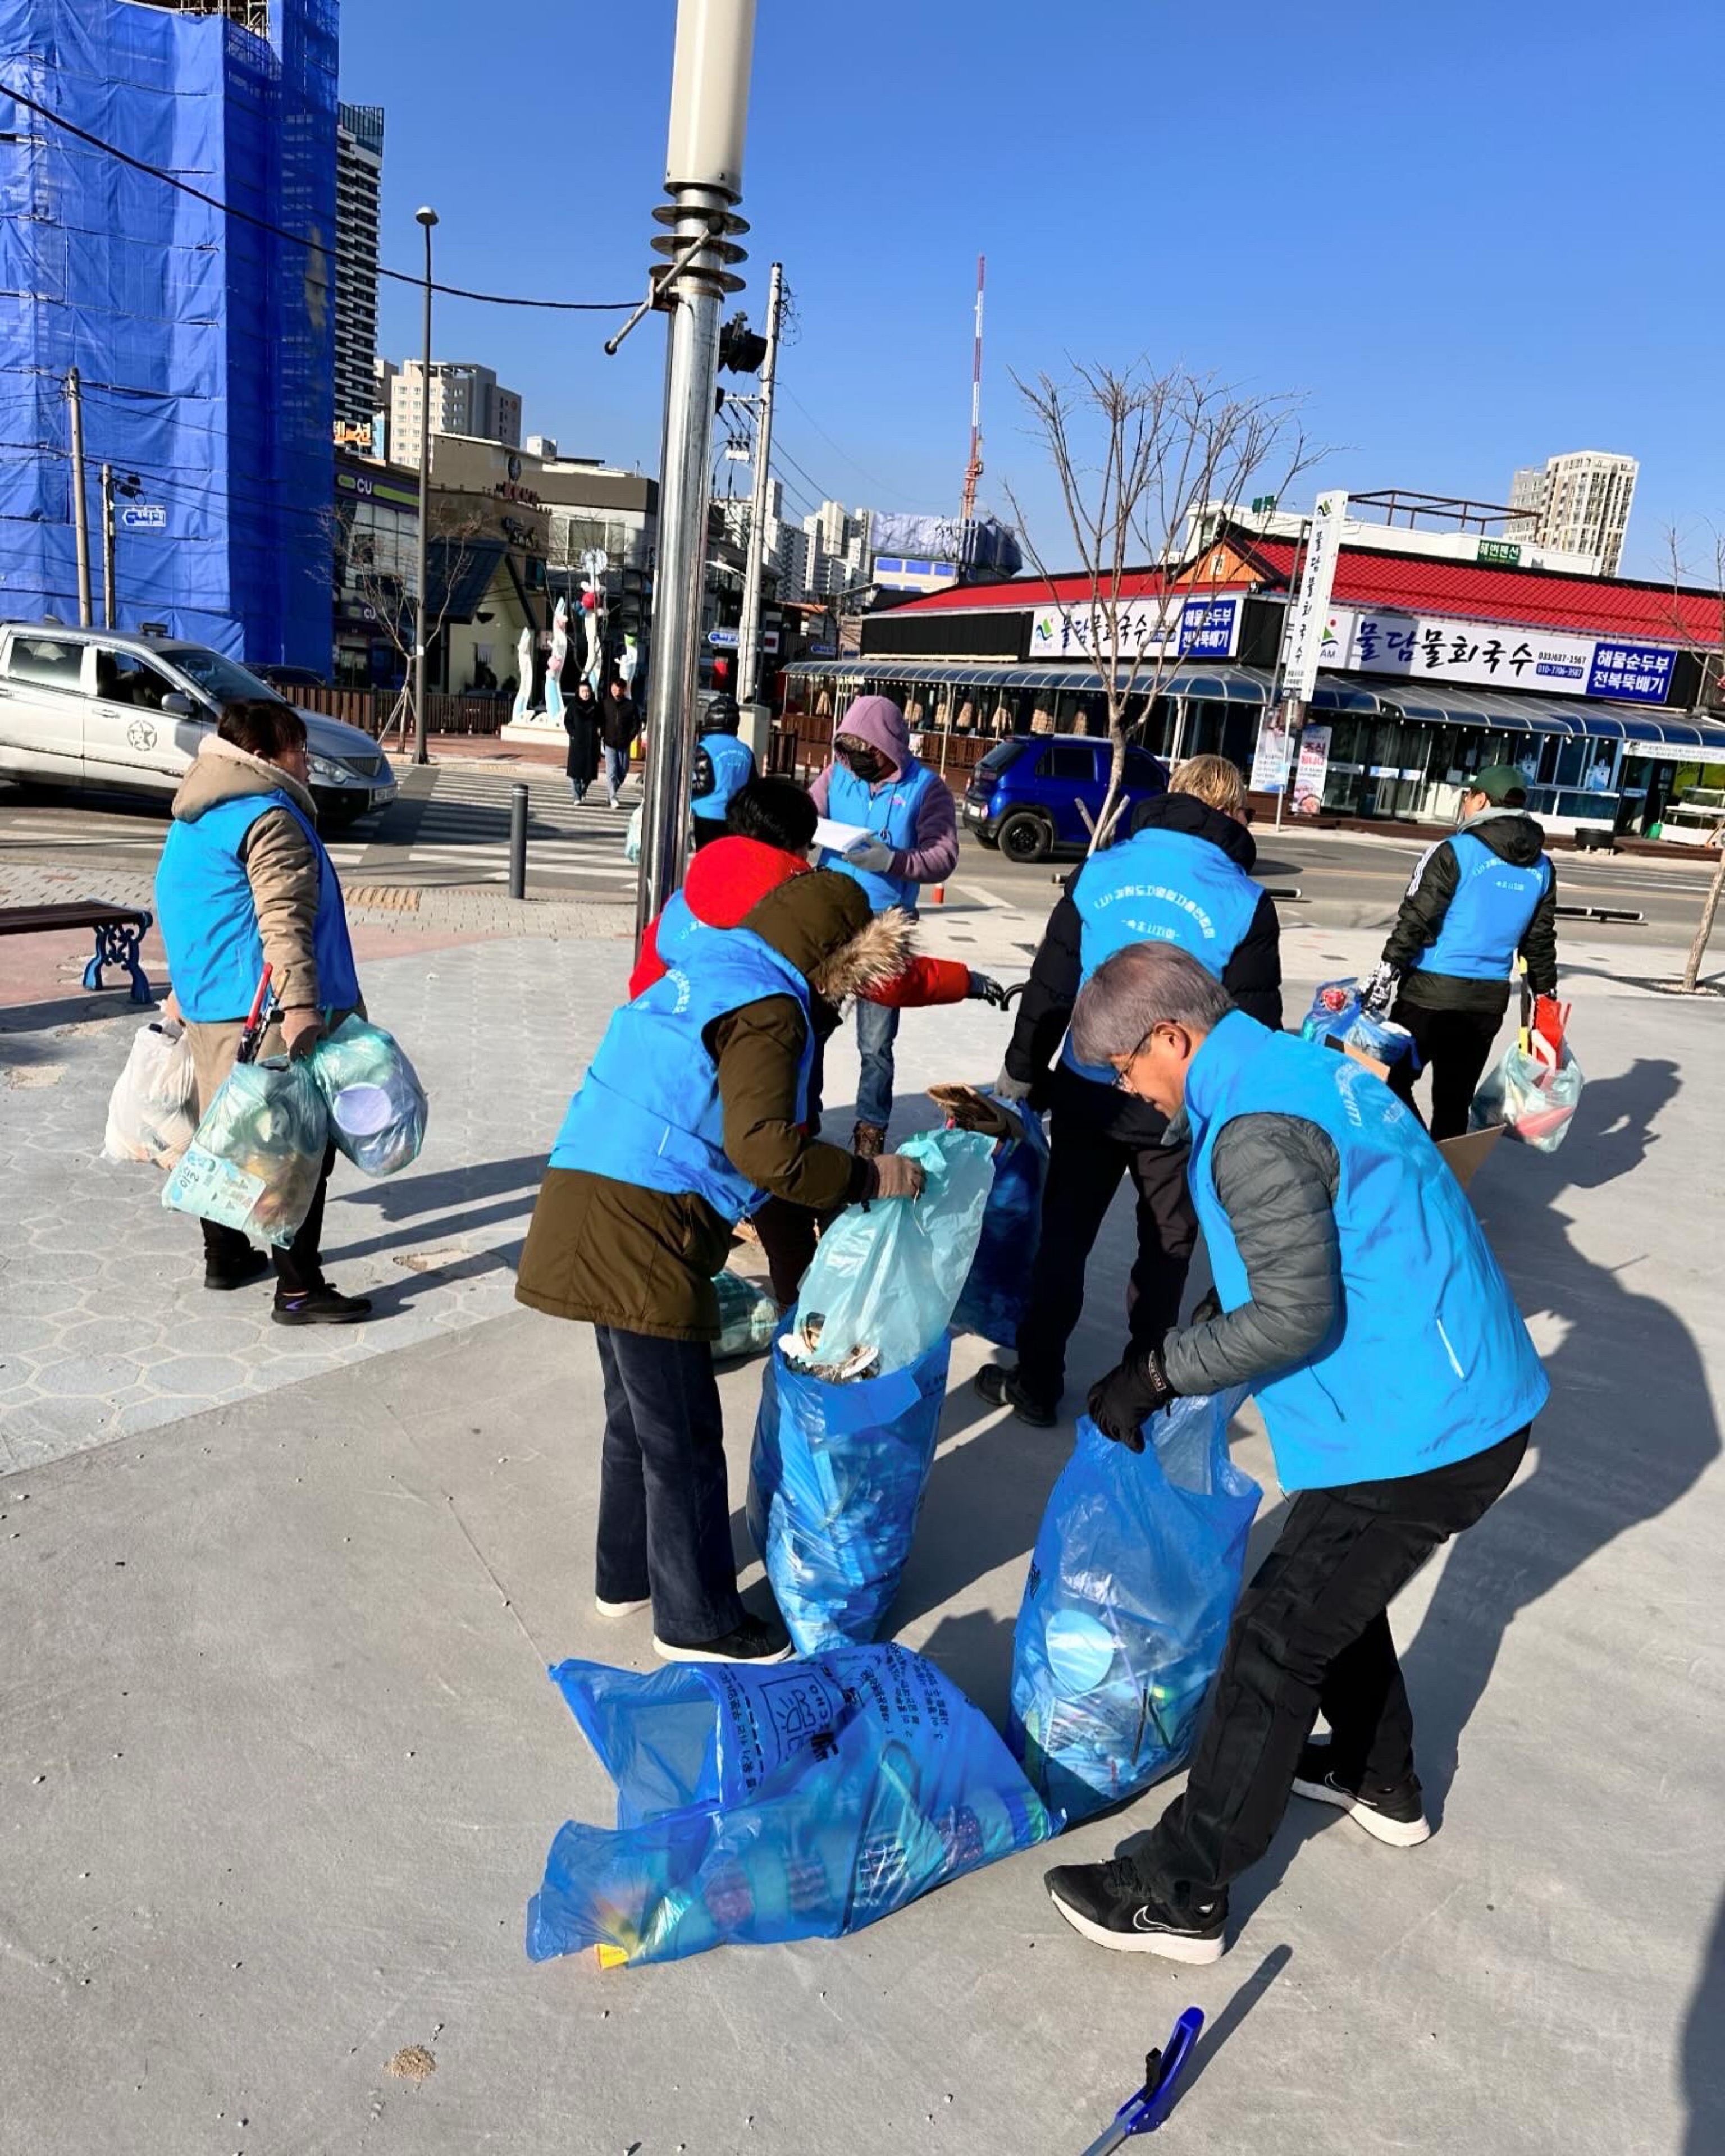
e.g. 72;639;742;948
1008;1392;1259;1825
526;1643;1057;1968
162;1056;328;1248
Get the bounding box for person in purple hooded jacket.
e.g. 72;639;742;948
809;694;960;1154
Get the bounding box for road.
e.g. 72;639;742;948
0;761;1715;944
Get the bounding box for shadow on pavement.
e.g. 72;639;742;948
1683;1888;1725;2154
1172;1942;1294;2114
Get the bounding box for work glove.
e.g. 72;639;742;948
1086;1343;1177;1452
991;1066;1035;1105
865;1152;927;1204
280;1007;325;1059
843;838;895;875
1359;961;1400;1021
966;971;1009;1006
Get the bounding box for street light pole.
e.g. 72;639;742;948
412;205;439;768
734;258;782;709
633;0;756;937
64;366;92;628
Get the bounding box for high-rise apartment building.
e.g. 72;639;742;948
333;103;384;432
801;499;872;596
1508;451;1639;575
390;360;523;464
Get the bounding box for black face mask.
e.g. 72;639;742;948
838;742;888;783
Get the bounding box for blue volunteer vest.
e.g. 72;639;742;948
1186;1012;1549;1492
1060;827;1265;1084
154;792;359;1021
691;731;756;821
1411;829;1553;983
549;925;815;1223
816;755;939;912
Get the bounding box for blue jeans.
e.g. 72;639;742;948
603;744;629;802
854;995;901;1131
593;1324;744;1644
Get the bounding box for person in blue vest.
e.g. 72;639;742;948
1040;940;1548;1965
690;694;756;851
809;695;959;1155
978;756;1282;1427
154;699;370;1324
515;871;925;1665
1361;763;1560;1140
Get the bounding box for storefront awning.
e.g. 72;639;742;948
784;656;1377;706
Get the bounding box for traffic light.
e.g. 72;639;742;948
718;313;769;375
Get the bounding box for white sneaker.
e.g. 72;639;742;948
595;1595;651;1619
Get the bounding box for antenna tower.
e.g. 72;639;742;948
960;253;984;521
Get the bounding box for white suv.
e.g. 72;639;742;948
0;623;398;827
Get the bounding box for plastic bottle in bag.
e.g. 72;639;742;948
308;1016;428;1178
162;1056;328;1248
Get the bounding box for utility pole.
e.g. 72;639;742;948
64;366;92;627
629;0;756;935
734;258;781;709
99;464;116;630
412;206;439;767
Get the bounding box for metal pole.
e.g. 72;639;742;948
412;207;439;768
734;258;781;707
99;463;116;630
1276;696;1304;830
508;781;528;899
65;366;92;628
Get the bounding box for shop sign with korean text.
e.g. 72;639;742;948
1025;593;1241;663
1279;491;1348;698
1318;607;1678;705
1292;724;1332;812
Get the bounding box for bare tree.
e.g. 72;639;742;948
1003;363;1324;852
1662;523;1725;993
331;503;489;747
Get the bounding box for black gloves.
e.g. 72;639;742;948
966;971;1010;1006
1086;1344;1177;1451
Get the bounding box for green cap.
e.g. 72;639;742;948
1471;763;1528;805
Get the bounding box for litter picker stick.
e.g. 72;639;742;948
1079;2007;1204;2150
237;965;275;1065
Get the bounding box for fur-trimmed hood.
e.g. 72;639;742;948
740;870;916;1006
170;733;318;825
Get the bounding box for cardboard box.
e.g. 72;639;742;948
1329;1038;1505;1202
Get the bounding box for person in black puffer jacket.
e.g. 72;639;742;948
976;755;1282;1427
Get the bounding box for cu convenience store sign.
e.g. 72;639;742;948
1317;607;1678;705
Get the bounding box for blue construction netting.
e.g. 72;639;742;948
0;0;337;668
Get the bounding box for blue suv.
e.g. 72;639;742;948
963;733;1168;861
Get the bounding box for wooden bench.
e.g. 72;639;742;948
0;901;155;1004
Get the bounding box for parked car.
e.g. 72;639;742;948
253;662;328;696
962;733;1167;861
0;623;396;828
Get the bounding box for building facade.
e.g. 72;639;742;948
801;499;872;596
389;360;524;465
1509;451;1639;575
333;102;384;433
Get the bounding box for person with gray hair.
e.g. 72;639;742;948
1041;942;1548;1965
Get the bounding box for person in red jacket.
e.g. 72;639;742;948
634;776;1007;1300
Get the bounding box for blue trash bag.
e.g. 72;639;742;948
951;1095;1049;1346
747;1335;950;1653
526;1642;1057;1967
783;1127;994;1379
1299;979;1414;1069
1008;1392;1261;1825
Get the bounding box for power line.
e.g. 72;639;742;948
777;384;931;504
3;86;636;313
770;436;839;512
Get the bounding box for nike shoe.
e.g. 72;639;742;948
1044;1855;1226;1965
1292;1739;1431;1847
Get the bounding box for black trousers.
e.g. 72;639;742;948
1137;1423;1530;1902
200;1141;337;1299
1387;995;1505;1143
593;1324;744;1645
1014;1110;1197;1405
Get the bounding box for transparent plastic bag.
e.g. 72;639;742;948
951;1094;1049;1347
103;1018;197;1168
1008;1392;1259;1825
526;1643;1056;1968
161;1056;328;1248
1472;1040;1583;1153
782;1127;995;1380
747;1335;949;1653
623;804;643;864
308;1016;427;1177
712;1267;778;1360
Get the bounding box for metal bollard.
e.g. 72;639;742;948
509;782;528;900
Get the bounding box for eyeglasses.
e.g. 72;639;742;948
1113;1024;1158;1091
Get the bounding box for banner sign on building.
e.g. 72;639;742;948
1279;491;1348;699
1249;710;1294;793
1026;592;1241;664
1318;607;1679;706
1292;724;1332;814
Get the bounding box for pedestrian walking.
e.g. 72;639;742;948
808;694;959;1157
977;756;1281;1427
690;693;755;850
563;679;601;805
515;868;927;1664
600;678;637;808
1042;940;1549;1965
153;698;371;1324
1362;764;1560;1139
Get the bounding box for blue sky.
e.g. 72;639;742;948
345;0;1723;582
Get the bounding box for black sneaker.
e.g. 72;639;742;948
204;1250;270;1292
652;1613;792;1665
1044;1854;1226;1965
1292;1740;1431;1847
271;1283;374;1327
975;1363;1057;1429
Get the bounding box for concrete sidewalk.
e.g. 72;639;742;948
3;935;1722;2154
